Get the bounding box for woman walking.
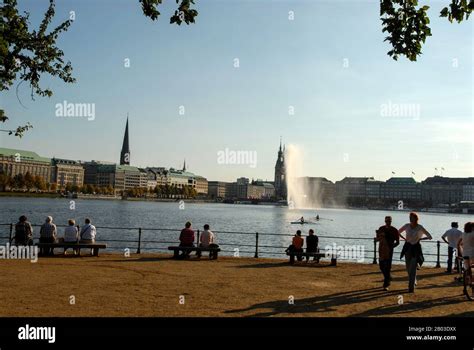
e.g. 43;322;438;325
399;212;432;293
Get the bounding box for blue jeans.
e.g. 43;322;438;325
405;250;418;291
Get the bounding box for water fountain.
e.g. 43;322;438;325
285;144;321;209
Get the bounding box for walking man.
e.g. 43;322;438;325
376;216;400;291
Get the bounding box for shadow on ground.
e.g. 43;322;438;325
224;286;467;317
234;261;335;269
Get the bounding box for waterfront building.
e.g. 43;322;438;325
84;162;147;191
380;177;422;201
422;176;474;205
463;184;474;201
295;177;336;204
208;181;229;199
0;147;52;183
195;175;208;195
366;178;383;199
252;180;276;199
335;177;373;201
51;158;85;188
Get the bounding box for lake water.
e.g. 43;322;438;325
1;197;470;266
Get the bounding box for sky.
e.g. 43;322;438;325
1;0;473;183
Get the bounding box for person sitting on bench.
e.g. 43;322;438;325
62;219;79;255
79;218;97;255
306;229;319;262
14;215;33;246
198;224;218;259
39;216;57;256
287;230;304;263
179;221;195;258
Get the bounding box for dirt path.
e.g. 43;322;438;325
0;254;472;317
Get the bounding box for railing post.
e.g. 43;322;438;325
9;223;13;242
436;240;441;268
372;237;377;264
196;229;200;246
137;228;142;254
254;232;259;258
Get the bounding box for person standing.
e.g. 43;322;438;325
375;216;400;291
441;222;463;273
399;212;432;293
179;221;195;258
39;216;57;256
457;222;474;295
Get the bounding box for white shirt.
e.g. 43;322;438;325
442;228;463;248
400;224;430;245
80;224;96;241
461;232;474;258
200;229;215;248
64;226;78;242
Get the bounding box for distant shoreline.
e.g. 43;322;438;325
0;191;471;214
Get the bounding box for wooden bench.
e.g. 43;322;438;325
286;251;337;266
36;242;107;257
168;246;221;260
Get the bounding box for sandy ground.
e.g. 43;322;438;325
0;253;472;317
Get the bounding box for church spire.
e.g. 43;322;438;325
182;159;186;172
120;114;130;165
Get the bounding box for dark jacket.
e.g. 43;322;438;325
306;235;319;252
400;241;424;267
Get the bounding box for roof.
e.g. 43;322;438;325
385;177;418;185
95;164;141;173
52;158;81;165
337;177;374;184
0;147;51;164
422;176;474;185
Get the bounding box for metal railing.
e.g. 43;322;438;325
0;223;448;267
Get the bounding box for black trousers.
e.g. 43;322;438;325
379;259;391;288
289;248;303;264
379;250;394;288
39;236;56;255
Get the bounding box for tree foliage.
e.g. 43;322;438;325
140;0;198;24
380;0;473;61
1;0;472;137
0;0;74;136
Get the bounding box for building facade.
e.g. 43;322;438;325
208;181;229;199
335;177;373;201
422;176;474;205
51;158;85;188
380;177;422;200
0;148;52;183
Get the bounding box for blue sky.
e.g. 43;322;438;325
1;0;473;182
